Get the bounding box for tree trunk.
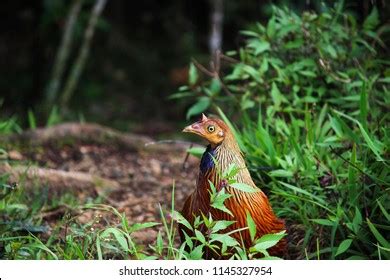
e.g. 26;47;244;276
209;0;223;70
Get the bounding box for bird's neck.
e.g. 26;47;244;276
198;133;254;188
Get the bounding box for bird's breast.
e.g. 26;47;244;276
199;145;216;174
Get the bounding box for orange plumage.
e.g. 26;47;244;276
180;114;286;258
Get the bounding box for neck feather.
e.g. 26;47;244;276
198;132;256;189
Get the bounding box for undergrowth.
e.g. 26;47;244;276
0;165;283;260
176;3;390;259
0;116;282;260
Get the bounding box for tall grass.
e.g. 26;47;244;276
177;3;390;259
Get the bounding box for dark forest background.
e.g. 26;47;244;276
1;0;388;134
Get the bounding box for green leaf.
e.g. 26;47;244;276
96;237;102;260
46;106;61;127
246;212;256;242
352;207;362;234
248;39;270;55
260;58;269;74
211;189;233;216
279;182;328;206
359;86;368;131
358;122;383;161
270;82;287;108
243;65;262;82
240;30;260;37
182;231;193;250
212;220;235;233
129;222;160;233
267;16;276;38
189;244;204;260
188;62;198;86
329;115;343;138
348;144;358;204
377;200;390;222
348;144;357;184
186;97;210;120
325;44;337;58
172;211;193;231
169;91;194;99
367;218;390;249
209;78;221;95
256;124;277;164
335;239;353;257
299;70;317;77
269;169;293;178
155;231;163;255
222;163;239;179
27;109;36;129
378;77;390;83
363;7;379;31
284;39;303;49
230;182;258;193
210;233;239;248
333;110;383;160
331;113;360;143
194;229;206;244
100;228;129;252
251;231;286;251
29;243;58;260
240;92;255;110
311;219;334;226
187;146;206;158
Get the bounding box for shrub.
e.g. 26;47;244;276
178;4;390;259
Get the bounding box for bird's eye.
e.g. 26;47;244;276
207;125;215;133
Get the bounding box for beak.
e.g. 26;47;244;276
182;122;202;135
182;125;192;133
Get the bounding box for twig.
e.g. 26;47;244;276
192;58;215;77
220;53;240;64
60;0;108;108
45;0;84;106
192;57;236;99
218;76;235;98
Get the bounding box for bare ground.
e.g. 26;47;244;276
3;124;200;248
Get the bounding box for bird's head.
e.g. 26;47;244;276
183;113;228;146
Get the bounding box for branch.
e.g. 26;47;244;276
45;0;84;106
192;57;237;101
60;0;108;108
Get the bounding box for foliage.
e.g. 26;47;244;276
174;163;285;260
0;172;283;260
0;110;283;260
179;4;390;259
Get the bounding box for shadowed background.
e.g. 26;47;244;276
1;0;388;133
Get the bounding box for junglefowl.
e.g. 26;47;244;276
180;113;286;258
